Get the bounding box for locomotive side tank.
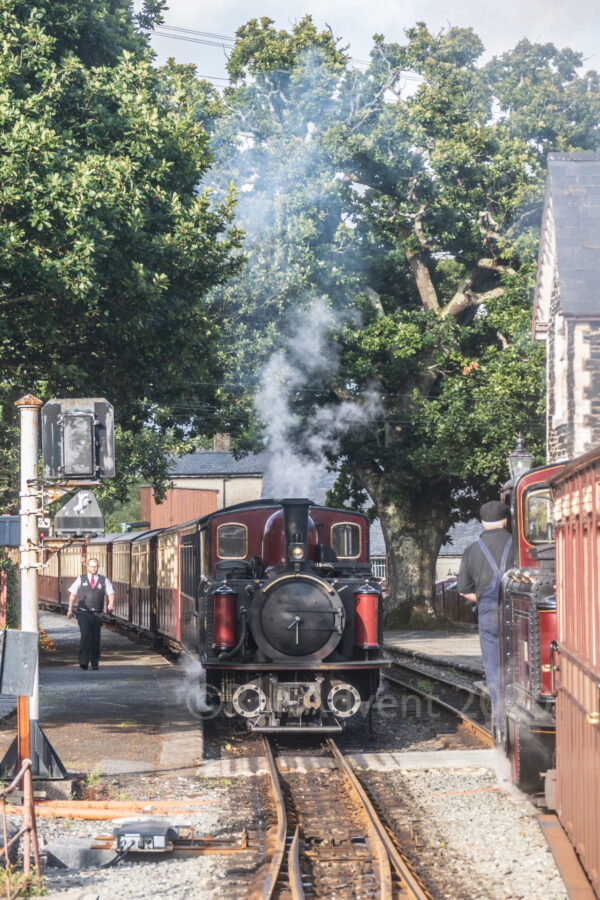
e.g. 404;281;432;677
199;498;387;732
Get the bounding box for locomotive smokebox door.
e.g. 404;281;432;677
42;398;115;479
250;574;345;660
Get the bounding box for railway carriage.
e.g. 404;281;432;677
550;449;600;896
39;540;86;611
110;533;139;623
58;543;86;609
130;529;162;633
155;526;182;643
39;543;60;609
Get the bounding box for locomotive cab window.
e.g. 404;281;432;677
217;523;247;559
331;523;361;559
523;488;554;544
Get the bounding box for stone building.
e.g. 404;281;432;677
532;152;600;462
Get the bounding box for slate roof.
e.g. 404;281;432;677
169;450;271;477
439;520;482;556
545;153;600;317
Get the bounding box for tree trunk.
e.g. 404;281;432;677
362;477;451;627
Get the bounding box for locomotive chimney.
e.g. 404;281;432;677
281;498;310;570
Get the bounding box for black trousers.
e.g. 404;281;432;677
76;609;102;667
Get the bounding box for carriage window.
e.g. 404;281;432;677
524;489;554;544
331;523;361;559
217;523;247;559
132;545;149;586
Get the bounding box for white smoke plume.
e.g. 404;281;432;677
255;297;382;497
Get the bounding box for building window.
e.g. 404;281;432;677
217;523;247;559
370;557;387;580
331;523;361;559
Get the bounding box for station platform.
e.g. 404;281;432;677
384;628;484;675
0;612;202;780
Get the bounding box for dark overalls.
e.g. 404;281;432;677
476;537;512;731
76;576;106;669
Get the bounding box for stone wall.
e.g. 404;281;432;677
547;262;600;461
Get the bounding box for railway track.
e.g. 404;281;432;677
383;659;493;748
249;736;434;900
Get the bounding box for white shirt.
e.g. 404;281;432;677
68;574;115;596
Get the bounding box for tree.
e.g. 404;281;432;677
208;18;600;622
0;0;242;509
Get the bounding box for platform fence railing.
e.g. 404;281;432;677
0;759;42;898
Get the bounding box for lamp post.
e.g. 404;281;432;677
508;434;534;482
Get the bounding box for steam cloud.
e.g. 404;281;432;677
206;47;382;497
255;298;382;497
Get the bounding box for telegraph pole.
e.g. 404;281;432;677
15;394;43;761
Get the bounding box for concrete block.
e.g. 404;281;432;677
45;838;116;869
35;779;75;801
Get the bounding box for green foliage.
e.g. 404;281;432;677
0;0;242;509
98;485;141;534
0;555;19;628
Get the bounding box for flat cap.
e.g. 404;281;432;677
480;500;509;522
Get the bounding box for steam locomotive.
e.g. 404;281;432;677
199;498;387;732
40;497;387;733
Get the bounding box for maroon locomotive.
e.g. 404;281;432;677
198;498;386;732
40;497;387;733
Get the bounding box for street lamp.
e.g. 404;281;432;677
508;434;534;482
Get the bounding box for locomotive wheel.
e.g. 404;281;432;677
507;719;547;793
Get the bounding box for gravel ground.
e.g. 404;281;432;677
363;766;567;900
15;620;568;898
38;774;268;899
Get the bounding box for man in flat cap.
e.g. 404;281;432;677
457;500;512;739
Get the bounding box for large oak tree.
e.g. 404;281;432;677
207;18;600;622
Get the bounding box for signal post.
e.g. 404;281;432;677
15;395;43;770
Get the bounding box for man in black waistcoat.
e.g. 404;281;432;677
67;558;115;670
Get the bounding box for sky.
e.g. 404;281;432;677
139;0;600;84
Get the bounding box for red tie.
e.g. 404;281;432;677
90;576;95;588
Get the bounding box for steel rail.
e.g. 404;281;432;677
248;737;289;900
327;739;433;900
389;656;482;690
287;825;304;899
383;666;494;748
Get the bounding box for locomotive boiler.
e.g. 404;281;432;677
199;498;387;732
